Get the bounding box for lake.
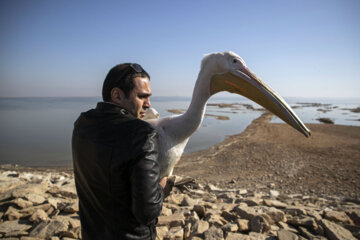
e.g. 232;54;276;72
0;96;359;167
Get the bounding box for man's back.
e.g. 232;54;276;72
72;102;163;240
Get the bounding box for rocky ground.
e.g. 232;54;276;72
0;112;359;239
0;169;359;239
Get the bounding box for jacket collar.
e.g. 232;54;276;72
96;102;131;116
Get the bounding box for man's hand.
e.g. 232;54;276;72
159;177;167;189
159;177;174;198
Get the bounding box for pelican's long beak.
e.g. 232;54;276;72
210;67;311;137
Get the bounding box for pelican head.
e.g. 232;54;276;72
202;51;310;137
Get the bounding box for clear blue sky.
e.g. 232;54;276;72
1;0;359;98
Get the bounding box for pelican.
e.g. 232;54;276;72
146;51;311;178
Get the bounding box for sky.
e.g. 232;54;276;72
0;0;359;98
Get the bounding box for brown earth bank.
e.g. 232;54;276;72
174;112;360;200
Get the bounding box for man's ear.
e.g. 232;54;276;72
110;88;124;105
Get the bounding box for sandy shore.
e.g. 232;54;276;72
175;112;360;200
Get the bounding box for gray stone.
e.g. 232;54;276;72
221;223;238;233
278;229;299;240
250;215;270;233
204;226;224;240
63;201;79;213
161;206;173;216
287;216;318;233
181;195;198;207
225;232;250;240
320;219;356;240
192;220;209;235
58;230;77;238
156;226;168;240
346;209;360;226
236;219;249;232
266;207;285;223
244;198;263;206
325;210;354;225
164;226;183;240
29;209;49;223
29;219;68;238
193;204;206;219
158;213;185;227
0;220;32;233
234;205;263;220
286;207;307;216
5;206;22;220
167;194;185;205
13;198;33;209
270;190;280;198
221;210;238;222
263;199;287;208
24;193;45;205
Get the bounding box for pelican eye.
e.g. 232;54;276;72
233;59;237;63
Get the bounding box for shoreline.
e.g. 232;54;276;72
175;112;360;200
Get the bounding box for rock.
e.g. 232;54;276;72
325;210;354;225
285;207;307;216
225;232;250;240
29;209;49;223
0;220;32;233
193;205;206;219
47;185;77;199
5;206;22;220
250;215;270;233
47;198;61;209
244;197;263;206
183;222;191;239
29;219;68;238
221;210;238;222
204;226;224;240
266;207;285;223
217;192;236;203
277;229;299;240
167;194;186;205
206;213;227;227
11;182;48;199
320;219;356;240
24;193;45;205
287;216;318;233
63;201;79;213
164;226;183;240
158;213;185;227
236;219;250;232
298;226;322;240
277;221;298;233
234;205;263;220
20;237;45;240
156;226;168;240
161;207;173;216
13;198;33;209
181;195;198;207
58;230;77;238
263;199;287;208
221;223;238;233
192;220;209;235
270;190;280;198
205;183;222;192
346;210;360;226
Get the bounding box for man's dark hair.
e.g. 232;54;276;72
102;63;150;101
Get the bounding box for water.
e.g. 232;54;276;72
0;97;359;167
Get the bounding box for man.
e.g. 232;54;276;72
72;63;168;240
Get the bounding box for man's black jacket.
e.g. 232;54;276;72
72;102;163;240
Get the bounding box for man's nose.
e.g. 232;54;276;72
144;98;151;109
